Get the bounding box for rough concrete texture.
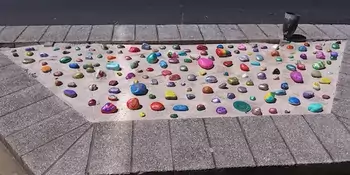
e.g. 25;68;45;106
1;41;344;122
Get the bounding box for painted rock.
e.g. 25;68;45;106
106;62;121;71
275;89;286;96
252;107;262;115
109;87;121;94
211;98;221;103
169;74;181;81
216;107;227;114
300;53;307;59
147;53;158;64
184;58;192;63
250;96;256;101
25;51;34;56
202;86;214;94
146;67;154;72
332;43;340;49
186;94;196;100
311;70;322;78
288;97;301;106
308;103;323;113
89;84;98;91
257;72;267;80
151;79;158;85
130;83;148;96
167;82;176;87
173;105;189;111
199;70;206;76
67;82;77;88
227;77;239;85
198;58;214;70
64;90;77;98
200;50;208;56
54;71;63;76
239;55;249;62
170;114;178;118
290;71;303;83
69;63;80;69
313;82;321;91
169;58;179;64
205;76;218;83
108;95;118;101
22;58;35;64
129;47;140;52
162;70;172;76
298;46;307;52
83;63;93;69
186;87;192;92
296;61;306;70
141;43;151;50
233;101;251;113
216;48;231;57
217;44;224;49
127;98;141;110
286;64;297;71
246;79;254;86
261;45;268;49
180;65;188;71
41;65;52;73
258;83;269;91
319;77;331;84
238;44;246;50
271;50;280;56
303;91;314;99
88;99;96;106
316;51;325;59
260;66;267;71
253;48;259;52
256;54;264;61
330;52;338;60
130;61;139;69
55;80;63;86
101;102;118;114
251;61;260;66
197;104;206;111
187;74;197;81
172;44;181;50
165;90;177;100
60;56;72;63
86;67;95;73
219;83;227;89
223;61;233;67
227;93;235;99
272;68;280;75
240;63;249;71
106;55;116;61
264;92;276;103
109;80;118;86
269;108;278;114
125;73;136;80
237;86;247;93
312;61;326;70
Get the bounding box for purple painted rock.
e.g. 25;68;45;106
290;71;304;83
316;51;325;59
300;53;307;59
216;107;227;114
63;89;77;98
198;58;214;70
101;102;118;114
109;87;121;94
125;72;136;80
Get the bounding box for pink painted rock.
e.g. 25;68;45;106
129;47;140;53
169;74;181;81
238;44;246;50
161;70;172;76
296;61;306;70
316;51;325;59
197;45;208;51
290;71;304;83
198;58;214;70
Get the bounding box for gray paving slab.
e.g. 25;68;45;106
335;85;350;101
21;123;91;175
204;118;255;168
112;25;135;42
239;116;295;166
45;127;93;175
316;25;348;40
304;114;350;162
0;64;26;81
157;25;180;42
276;24;309;38
0;53;13;68
0;72;37;98
198;24;225;42
331;98;350;129
132;120;172;173
0;26;27;43
335;73;350;88
39;25;71;43
5;108;87;156
258;24;282;41
170;119;214;171
333;25;350;37
298;24;330;40
177;25;203;41
15;26;48;43
237;24;268;41
339;61;350;75
135;25;158;42
88;25;113;42
0;83;52;117
88;122;132;175
64;25;92;42
0;26;4;32
0;96;69;137
218;24;247;42
272;115;332;164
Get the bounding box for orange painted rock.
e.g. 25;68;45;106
240;63;249;71
127;98;141;110
286;45;294;49
41;65;52;73
271;50;280;57
107;55;116;60
202;86;214;94
150;102;165;111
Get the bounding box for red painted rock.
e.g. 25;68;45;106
55;80;63;86
129;47;140;53
88;99;97;106
41;61;48;66
108;95;118;101
297;63;306;70
107;55;116;60
162;70;172;76
200;50;208;56
146;67;154;72
101;102;118;114
127;98;141;110
197;44;208;51
223;61;233;67
271;50;280;57
169;74;181;81
240;63;249;71
150;102;165;111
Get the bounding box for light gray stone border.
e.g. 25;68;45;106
0;24;350;175
0;24;349;47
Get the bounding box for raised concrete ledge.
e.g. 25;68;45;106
0;24;349;47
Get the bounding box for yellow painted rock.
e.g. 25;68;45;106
319;77;331;84
264;92;276;103
312;82;321;91
139;112;146;117
199;69;207;76
165;90;177;100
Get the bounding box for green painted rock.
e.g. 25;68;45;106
308;103;323;113
60;56;72;64
312;61;326;70
184;58;192;63
332;43;340;49
233;101;251;113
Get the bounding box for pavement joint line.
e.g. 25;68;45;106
236;117;258;166
202;118;217;168
331;112;350;134
85;124;96;174
167;119;175;171
129;121;135;173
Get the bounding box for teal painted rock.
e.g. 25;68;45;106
288;97;300;106
286;64;296;71
130;83;148;96
274;89;286;96
308;103;323;113
264;92;276;103
256;54;264;61
106;61;121;71
298;46;307;52
173;105;189;111
233;101;251;113
178;51;187;56
159;60;168;68
147;53;158;64
332;43;340;49
250;61;260;66
60;56;72;64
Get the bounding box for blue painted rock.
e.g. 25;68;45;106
159;60;168;68
298;46;307;52
288;97;300;106
130;83;148;96
330;52;338;60
216;107;227;114
69;62;80;69
101;102;118;114
205;76;218;83
303;91;314;99
290;71;303;83
178;51;187;56
63;89;77;98
308;103;323;113
106;61;121;71
173;105;189;111
227;93;235;99
274;89;286;96
281;82;289;90
286;64;297;71
141;43;151;50
250;61;260;66
256;54;264;61
147;53;158;64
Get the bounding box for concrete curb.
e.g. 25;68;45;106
1;24;350;175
